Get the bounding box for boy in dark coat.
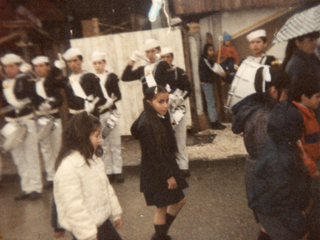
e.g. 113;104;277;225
248;98;311;240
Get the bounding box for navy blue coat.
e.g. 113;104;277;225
248;100;311;238
232;92;277;159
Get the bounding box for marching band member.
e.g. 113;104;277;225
60;48;106;118
31;56;63;189
160;47;192;177
241;29;276;66
91;51;124;183
121;38;175;95
0;54;42;200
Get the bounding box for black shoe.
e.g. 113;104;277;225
28;191;42;200
211;121;226;130
181;170;190;178
258;231;272;240
151;234;171;240
44;181;53;189
14;191;30;201
107;174;114;182
113;174;125;183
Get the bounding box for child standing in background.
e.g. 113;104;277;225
217;32;239;79
199;43;226;130
54;112;123;240
131;86;188;240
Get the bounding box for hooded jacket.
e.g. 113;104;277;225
248;100;310;238
232;92;277;159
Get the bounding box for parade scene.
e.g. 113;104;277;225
1;0;320;239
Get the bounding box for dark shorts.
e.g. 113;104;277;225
144;188;185;208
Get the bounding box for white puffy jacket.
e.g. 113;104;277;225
54;151;122;240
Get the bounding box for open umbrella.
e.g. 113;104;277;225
273;4;320;44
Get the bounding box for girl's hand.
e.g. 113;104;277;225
114;218;123;229
167;177;177;189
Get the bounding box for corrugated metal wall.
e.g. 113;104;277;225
70;27;192;135
172;0;301;15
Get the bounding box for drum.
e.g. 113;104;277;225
225;59;263;112
169;105;186;125
101;110;120;139
0;122;28;152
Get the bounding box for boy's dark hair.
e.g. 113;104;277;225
290;74;320;102
55;112;101;170
77;55;83;61
143;86;178;158
202;43;214;57
255;65;291;101
260;37;267;43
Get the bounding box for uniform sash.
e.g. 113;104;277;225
36;78;48;99
69;74;87;99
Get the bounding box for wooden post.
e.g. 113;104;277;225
181;26;199;132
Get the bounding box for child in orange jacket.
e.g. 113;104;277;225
291;74;320;178
217;32;239;76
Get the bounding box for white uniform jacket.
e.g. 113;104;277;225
54;151;122;240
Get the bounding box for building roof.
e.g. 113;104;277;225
171;0;302;16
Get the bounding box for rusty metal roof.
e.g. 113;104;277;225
171;0;302;16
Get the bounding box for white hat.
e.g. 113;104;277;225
144;38;160;51
160;47;173;56
91;51;106;62
31;56;49;65
246;29;266;42
1;54;23;65
62;48;82;61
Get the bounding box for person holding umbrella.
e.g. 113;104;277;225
274;4;320;89
274;4;320;240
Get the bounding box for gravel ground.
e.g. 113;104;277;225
187;123;247;161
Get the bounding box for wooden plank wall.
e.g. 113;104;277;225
70;27;192;136
172;0;301;15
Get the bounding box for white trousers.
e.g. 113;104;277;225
10;120;42;193
38;118;62;181
173;114;189;170
100;111;123;174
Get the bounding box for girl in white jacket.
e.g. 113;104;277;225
54;112;123;240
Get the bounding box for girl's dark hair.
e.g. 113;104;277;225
255;65;291;101
290;74;320;102
55;112;101;170
202;43;214;57
143;86;178;158
282;31;320;70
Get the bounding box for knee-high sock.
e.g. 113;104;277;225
165;213;176;234
153;224;167;239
